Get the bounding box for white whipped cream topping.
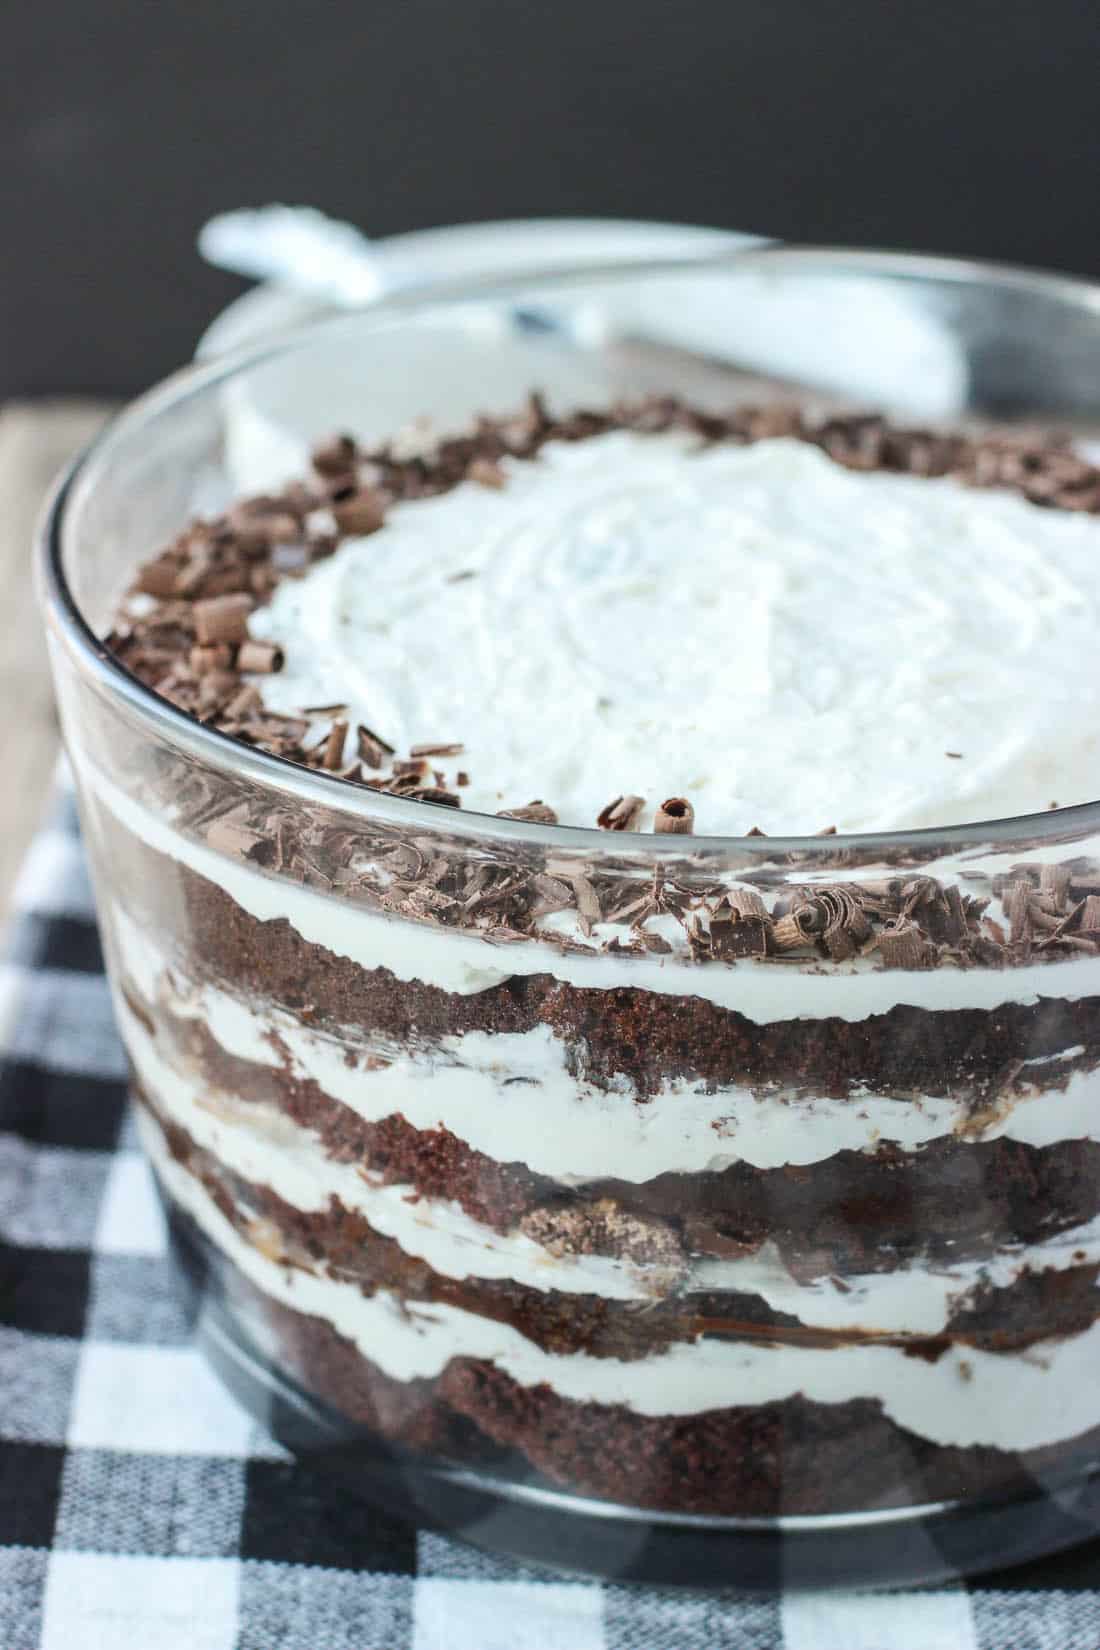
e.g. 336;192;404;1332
143;1109;1100;1451
249;432;1100;832
122;986;1100;1336
82;762;1100;1020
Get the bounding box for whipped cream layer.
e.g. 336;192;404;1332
143;1107;1100;1452
248;432;1100;832
107;904;1100;1179
122;986;1100;1335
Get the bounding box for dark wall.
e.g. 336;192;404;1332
5;0;1100;398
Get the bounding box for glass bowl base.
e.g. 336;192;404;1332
168;1206;1100;1589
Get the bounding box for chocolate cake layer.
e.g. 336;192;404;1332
173;1189;1100;1518
126;974;1100;1274
148;1093;1100;1360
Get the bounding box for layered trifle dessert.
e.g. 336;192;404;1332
80;395;1100;1521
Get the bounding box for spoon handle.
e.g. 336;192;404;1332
198;205;390;305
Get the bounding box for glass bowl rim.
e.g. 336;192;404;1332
38;241;1100;857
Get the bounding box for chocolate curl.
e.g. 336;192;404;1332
331;488;386;536
498;801;558;824
597;794;645;832
193;593;253;645
311;433;360;477
654;797;694;834
321;721;349;771
237;640;284;674
356;724;394;769
223;684;263;721
189;643;233;675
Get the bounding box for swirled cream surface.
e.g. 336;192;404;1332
248;432;1100;832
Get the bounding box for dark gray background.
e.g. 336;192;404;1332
6;0;1099;398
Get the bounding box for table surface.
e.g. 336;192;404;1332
0;401;114;924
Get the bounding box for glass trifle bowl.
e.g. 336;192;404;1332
38;249;1100;1587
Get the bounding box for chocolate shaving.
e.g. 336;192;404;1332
237;640;284;674
570;872;603;935
410;742;465;758
189;643;233;675
1003;880;1034;948
331;489;386;536
223;684;262;721
498;802;559;824
1040;863;1073;912
193;593;253;645
467;457;506;489
654;797;694;834
356;724;395;768
770;912;810;951
320;721;349;771
311;433;359;477
597;795;645;832
711;888;771;959
205;811;266;859
875;922;931;970
405;788;461;808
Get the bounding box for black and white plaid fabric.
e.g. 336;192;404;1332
4;786;1100;1648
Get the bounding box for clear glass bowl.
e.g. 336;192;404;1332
38;248;1100;1587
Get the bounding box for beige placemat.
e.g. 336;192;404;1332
0;401;117;922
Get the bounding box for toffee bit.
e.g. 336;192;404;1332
816;824;838;836
945;751;963;759
456;771;470;787
321;721;349;771
193;593;253;645
237;640;284;674
597;794;646;832
393;757;432;780
410;742;465;758
356;723;395;768
746;825;768;837
498;801;559;824
654;797;695;834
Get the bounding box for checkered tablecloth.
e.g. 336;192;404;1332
4;789;1100;1648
